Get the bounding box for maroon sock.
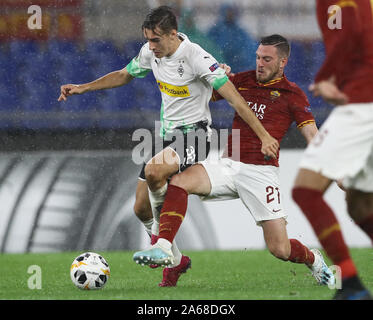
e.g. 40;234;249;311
292;187;357;279
158;185;188;243
357;214;373;244
287;239;315;265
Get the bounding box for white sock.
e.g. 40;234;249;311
169;239;182;267
142;218;154;237
151;220;159;236
148;183;168;235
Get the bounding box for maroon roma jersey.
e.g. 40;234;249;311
315;0;373;103
212;70;315;166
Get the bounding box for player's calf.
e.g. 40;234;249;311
266;240;291;261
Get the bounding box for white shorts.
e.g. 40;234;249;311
299;102;373;192
199;158;287;225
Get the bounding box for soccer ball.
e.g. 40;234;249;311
70;252;110;290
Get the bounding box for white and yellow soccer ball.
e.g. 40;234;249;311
70;252;110;290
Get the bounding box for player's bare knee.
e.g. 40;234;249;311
144;163;163;185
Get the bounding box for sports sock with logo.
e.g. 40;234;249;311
287;239;315;265
158;184;188;244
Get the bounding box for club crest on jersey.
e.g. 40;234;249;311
177;60;184;77
270;90;281;100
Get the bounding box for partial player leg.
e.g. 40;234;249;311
157;163;215;287
261;218;291;261
133;179;153;236
292;169;356;275
346;189;373;244
133;164;211;267
134;148;187;269
133;179;161;268
292;168;371;299
145;147;180;235
261;218;334;285
145;146;179;191
158;164;212;243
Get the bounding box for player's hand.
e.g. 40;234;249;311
219;63;234;77
58;84;86;101
309;80;348;106
261;135;279;160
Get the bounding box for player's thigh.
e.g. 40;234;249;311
198;158;238;201
342;146;373;193
293;168;332;192
170;163;212;196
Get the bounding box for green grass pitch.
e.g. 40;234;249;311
0;248;372;300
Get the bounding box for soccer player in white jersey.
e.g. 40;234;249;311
58;6;279;287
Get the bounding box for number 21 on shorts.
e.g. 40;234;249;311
266;186;280;204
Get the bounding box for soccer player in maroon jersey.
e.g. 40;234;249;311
292;0;373;300
133;34;335;287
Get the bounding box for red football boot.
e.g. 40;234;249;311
159;255;191;287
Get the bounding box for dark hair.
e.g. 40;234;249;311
260;34;291;58
142;6;178;34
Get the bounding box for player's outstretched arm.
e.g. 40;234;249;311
217;80;279;159
58;67;134;101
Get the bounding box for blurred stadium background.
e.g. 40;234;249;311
0;0;370;254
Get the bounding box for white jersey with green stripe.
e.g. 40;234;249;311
125;33;228;137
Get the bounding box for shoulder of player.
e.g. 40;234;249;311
138;42;153;58
184;41;213;61
182;42;223;75
279;77;308;99
231;70;256;86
